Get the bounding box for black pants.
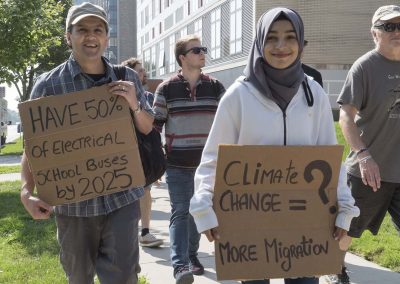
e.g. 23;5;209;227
347;174;400;238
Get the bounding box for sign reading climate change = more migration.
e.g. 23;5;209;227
213;145;345;281
19;85;145;206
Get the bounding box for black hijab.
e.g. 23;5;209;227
244;7;305;110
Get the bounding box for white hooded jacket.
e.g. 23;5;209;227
189;76;360;233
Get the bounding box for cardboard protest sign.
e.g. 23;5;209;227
19;85;145;205
213;145;345;281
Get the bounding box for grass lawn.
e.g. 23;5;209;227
350;217;400;272
0;165;21;174
0;182;149;284
0;137;23;156
0;182;63;284
334;122;350;160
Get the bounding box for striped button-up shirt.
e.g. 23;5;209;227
30;54;151;217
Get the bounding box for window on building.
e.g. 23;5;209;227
152;27;155;39
180;26;187;38
159;41;165;76
152;0;156;17
108;50;117;64
211;7;221;59
109;37;118;47
169;34;176;73
175;7;183;24
144;49;151;75
192;0;198;11
155;0;159;15
151;46;156;77
194;18;202;41
145;6;149;25
141;10;145;28
165;14;174;30
229;0;242;55
137;36;142;57
149;1;153;19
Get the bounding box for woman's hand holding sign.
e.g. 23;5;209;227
333;226;352;251
204;227;220;242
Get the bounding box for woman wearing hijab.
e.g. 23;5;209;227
189;7;359;284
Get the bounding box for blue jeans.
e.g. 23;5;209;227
242;277;318;284
166;167;201;269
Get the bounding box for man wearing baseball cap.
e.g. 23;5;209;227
20;2;154;283
326;4;400;284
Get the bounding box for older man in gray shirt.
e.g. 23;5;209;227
331;5;400;284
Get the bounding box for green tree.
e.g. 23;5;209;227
0;0;72;103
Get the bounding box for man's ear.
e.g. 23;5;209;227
65;32;72;47
371;29;378;45
179;54;185;64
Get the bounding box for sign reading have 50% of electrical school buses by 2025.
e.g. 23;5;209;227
19;85;145;206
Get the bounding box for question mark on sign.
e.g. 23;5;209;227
304;160;337;214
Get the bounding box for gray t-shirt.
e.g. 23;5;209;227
338;50;400;183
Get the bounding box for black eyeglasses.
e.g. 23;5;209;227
183;46;208;55
374;22;400;32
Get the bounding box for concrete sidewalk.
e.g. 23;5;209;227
0;154;21;165
140;180;400;284
0;155;21;182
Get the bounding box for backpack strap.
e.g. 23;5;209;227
302;77;314;107
113;65;127;81
212;79;223;100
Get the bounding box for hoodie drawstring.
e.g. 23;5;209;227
302;77;314;107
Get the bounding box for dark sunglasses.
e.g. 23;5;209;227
374;22;400;32
183;46;208;55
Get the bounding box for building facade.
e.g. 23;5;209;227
74;0;137;63
136;0;393;112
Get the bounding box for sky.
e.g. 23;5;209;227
1;84;19;112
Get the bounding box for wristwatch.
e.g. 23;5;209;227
356;148;368;156
133;102;141;115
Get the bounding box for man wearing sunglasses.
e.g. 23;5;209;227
328;5;400;284
153;34;225;284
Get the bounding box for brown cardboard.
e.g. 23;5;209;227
213;145;345;281
146;79;163;94
18;85;145;205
